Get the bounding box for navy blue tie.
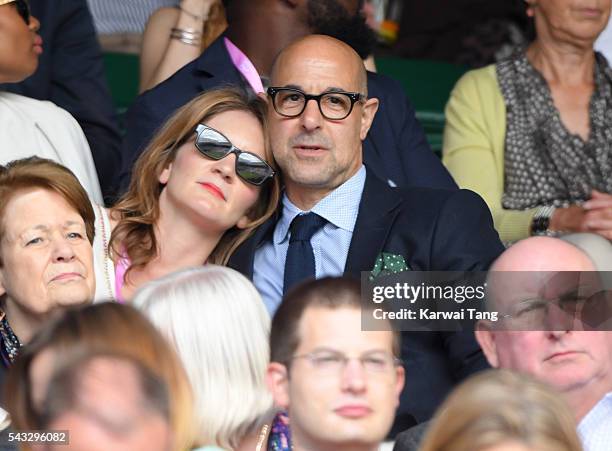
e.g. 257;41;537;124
283;213;327;295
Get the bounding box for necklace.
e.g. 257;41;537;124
96;205;115;300
255;423;269;451
0;310;22;367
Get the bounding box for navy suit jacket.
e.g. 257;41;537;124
120;35;457;192
228;170;505;431
1;0;121;201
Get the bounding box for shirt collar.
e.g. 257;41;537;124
274;165;366;244
578;391;612;432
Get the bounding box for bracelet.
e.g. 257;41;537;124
175;4;207;21
170;27;202;46
530;205;556;236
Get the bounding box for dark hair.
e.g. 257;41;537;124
270;277;401;366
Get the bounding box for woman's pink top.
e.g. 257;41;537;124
114;256;130;303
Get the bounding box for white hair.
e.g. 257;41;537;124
132;265;272;449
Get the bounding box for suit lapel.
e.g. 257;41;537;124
195;35;248;93
344;171;403;278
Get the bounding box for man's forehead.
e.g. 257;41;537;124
489;271;602;305
272;43;361;88
296;306;394;351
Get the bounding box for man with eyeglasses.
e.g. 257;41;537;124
267;277;405;451
474;237;612;451
229;34;504;432
394;236;612;451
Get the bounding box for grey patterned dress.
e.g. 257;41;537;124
497;51;612;211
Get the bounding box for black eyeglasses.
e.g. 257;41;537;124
2;0;31;24
194;124;275;186
267;87;365;120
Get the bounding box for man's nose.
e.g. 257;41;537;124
340;358;367;393
299;99;324;131
544;302;576;334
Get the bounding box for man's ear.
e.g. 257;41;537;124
360;97;379;141
475;321;500;368
393;365;406;408
266;362;290;409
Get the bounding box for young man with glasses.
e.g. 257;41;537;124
267;277;405;451
229;35;504;431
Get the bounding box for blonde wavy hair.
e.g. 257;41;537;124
111;87;280;282
419;369;583;451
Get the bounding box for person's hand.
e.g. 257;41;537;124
548;191;612;239
180;0;217;17
550;204;589;233
584;190;612;209
583;190;612;240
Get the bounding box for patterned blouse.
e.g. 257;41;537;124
497;51;612;211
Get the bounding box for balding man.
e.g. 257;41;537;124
120;0;456;192
396;237;612;450
229;35;505;431
478;237;612;451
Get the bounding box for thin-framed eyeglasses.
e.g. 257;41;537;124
194;124;275;186
500;290;612;331
0;0;31;24
267;87;365;120
290;350;403;374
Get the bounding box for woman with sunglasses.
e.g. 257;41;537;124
93;87;279;302
0;0;103;203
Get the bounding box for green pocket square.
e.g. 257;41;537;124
369;252;409;281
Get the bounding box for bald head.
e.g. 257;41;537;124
486;237;600;318
491;237;595;272
271;35;368;95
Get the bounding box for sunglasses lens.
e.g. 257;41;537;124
199;140;231;159
195;125;273;185
196;128;232;159
237;153;273;185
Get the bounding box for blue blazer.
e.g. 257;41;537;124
1;0;122;200
120;36;457;191
228;169;505;431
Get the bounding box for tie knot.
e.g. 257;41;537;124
289;213;326;243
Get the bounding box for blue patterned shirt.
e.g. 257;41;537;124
578;392;612;451
253;166;366;314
